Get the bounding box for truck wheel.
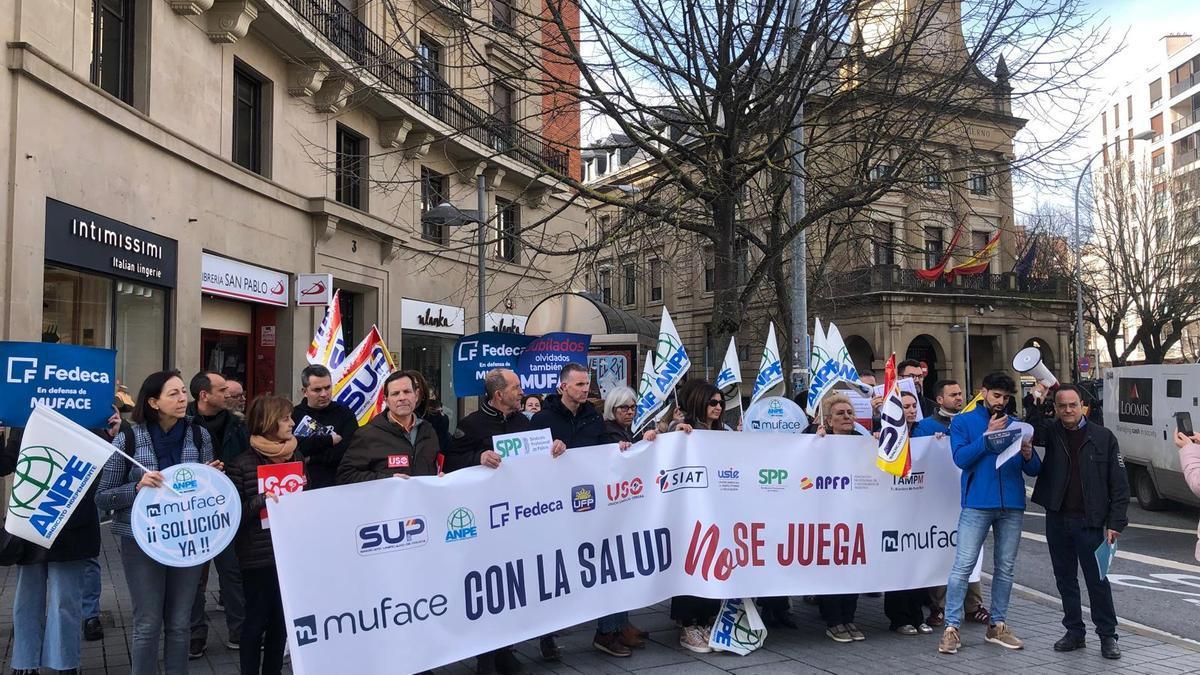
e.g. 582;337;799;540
1134;467;1167;511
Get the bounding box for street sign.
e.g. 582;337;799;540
1079;356;1091;374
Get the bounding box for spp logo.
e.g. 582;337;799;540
571;484;596;512
799;475;849;490
656;466;708;493
495;437;524;458
356;516;428;556
6;357;38;383
606;477;644;504
758;468;788;485
293;615;318;647
171;467;198;493
445;507;477;542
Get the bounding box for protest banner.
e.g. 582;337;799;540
491;428;554;460
749;323;783;408
331;326;395;426
5;404;115;547
451;332;535;397
270;432;972;673
0;342;117;429
258;462;305;529
131;463;241;567
306;290;347;369
514;332;590;393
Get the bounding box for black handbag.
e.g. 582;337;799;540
0;526;26;566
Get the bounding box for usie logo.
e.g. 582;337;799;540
657;466;708;493
356;516;427;555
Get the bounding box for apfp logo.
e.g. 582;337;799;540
1118;377;1153;425
799;475;849;491
6;357;38;383
9;445;98;538
356;517;428;555
171;467;198;493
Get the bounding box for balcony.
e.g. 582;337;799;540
818;265;1072;301
1176;149;1199;171
1173;109;1200;135
1172;73;1200;99
284;0;569;174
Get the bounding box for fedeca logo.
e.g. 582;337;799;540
445;507;477;542
457;340;479;361
4;357;110;385
488;499;564;528
356;516;428;556
881;525;957;553
6;357;38;383
757;468;789;492
171;467;198;493
571;484;596;512
606;477;645;504
656;466;708;493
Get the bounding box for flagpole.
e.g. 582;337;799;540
116;449;184;497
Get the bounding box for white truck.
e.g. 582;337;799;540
1102;364;1200;510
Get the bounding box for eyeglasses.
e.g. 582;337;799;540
615;404;636;412
707;399;724;407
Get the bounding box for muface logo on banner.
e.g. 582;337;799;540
0;342;116;429
132;463;242;567
744;396;808;434
452;332;534;397
514;332;590;394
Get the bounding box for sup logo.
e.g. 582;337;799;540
571;484;596;512
356;517;428;556
9;446;98;538
445;507;477;542
171;467;198;493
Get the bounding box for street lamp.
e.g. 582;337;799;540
1072;129;1154;380
422;174;489;333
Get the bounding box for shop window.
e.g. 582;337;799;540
401;333;458;429
336;124;367;209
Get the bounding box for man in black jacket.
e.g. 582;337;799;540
292;364;358;489
1029;383;1128;660
187;371;248;658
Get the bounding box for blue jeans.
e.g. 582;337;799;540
83;556;102;620
597;611;629;634
119;536;204;675
945;508;1023;628
11;560;86;670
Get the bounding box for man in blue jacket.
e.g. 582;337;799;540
938;372;1041;656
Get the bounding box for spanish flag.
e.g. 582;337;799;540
961;390;985;413
875;354;913;478
946;230;1001;279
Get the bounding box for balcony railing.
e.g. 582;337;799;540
818;265;1072;301
1171;73;1200;99
1176;149;1199;170
286;0;569;175
1173;109;1200;135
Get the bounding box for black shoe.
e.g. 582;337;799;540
1101;635;1121;660
495;647;523;674
188;638;207;660
12;669;40;675
539;636;562;661
1053;633;1086;652
775;610;799;629
476;652;497;675
83;616;104;641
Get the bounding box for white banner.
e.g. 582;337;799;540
270;432;969;674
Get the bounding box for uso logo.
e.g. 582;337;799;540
356;516;427;556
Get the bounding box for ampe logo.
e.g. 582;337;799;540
356;517;428;555
6;357;38;383
571;484;596;512
171;467;198;493
293;615;318;647
457;340;479;361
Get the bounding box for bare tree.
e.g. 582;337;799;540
1082;158;1200;364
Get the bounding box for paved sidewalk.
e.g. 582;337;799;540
4;528;1200;674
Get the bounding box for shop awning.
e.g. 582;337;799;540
525;292;656;348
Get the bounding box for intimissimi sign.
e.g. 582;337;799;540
44;198;178;287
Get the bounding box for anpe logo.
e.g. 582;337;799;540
171;467;198;494
891;471;925;491
9;446;98;538
799;475;850;491
356;517;428;556
489;499;564;528
656;466;708;493
881;525;957;553
571;484;596;512
606;478;645;504
445;507;477;542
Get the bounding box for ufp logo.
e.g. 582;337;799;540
495;437;524;458
171;467;198;493
6;357;38;383
356;516;428;556
445;507;477;542
571;484;596;512
9;445;98;538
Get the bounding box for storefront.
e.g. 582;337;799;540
485;311;528;334
401;298;465;426
200;252;289;400
42;198;177;393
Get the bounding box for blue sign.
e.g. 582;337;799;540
452;332;535;397
515;333;590;394
0;342;117;429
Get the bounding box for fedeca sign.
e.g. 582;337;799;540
452;332;591;396
0;342;116;428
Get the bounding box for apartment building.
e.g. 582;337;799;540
0;0;583;424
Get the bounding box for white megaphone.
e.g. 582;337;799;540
1012;347;1059;388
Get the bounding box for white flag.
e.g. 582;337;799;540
5;404;115;548
633;308;691;431
750;323;784;409
806;318;870;416
715;337;741;393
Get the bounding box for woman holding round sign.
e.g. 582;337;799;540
96;370;230;675
226;394;305;675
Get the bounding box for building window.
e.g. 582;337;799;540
91;0;135;103
492;82;515;150
622;262;636;306
971;230;992;272
1150;78;1163;108
649;258;663;303
598;268;612;304
969;172;991;196
870;163;894;181
232;62;266;175
417;36;442;116
1101;111;1107;135
492;0;512;30
335;125;367;209
703;245;715;292
1127;95;1133;121
923;162;944;190
1113;104;1120;127
872;221;894;265
923;226;944;269
494;198;519;262
420;167;448;244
